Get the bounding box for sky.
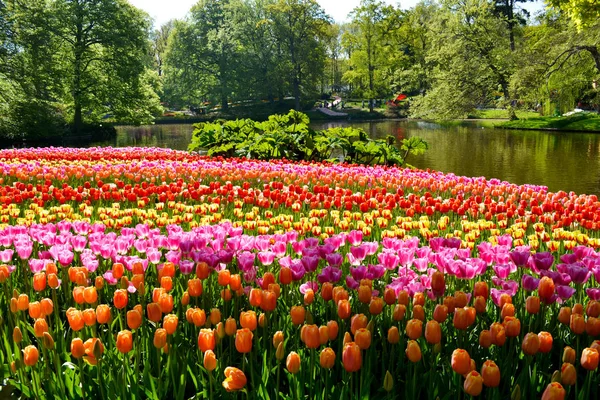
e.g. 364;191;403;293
129;0;546;28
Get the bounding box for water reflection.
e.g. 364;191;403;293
99;120;600;195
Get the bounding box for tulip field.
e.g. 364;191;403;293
2;147;600;399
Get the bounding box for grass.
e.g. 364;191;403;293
497;112;600;131
466;109;541;119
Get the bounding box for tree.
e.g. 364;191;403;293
268;0;332;110
547;0;600;29
21;0;158;133
343;0;395;111
493;0;534;51
410;0;514;119
165;0;241;111
152;20;175;77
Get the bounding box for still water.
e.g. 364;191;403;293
104;120;600;195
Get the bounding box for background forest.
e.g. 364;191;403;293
0;0;599;139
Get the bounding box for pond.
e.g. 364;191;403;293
100;120;600;195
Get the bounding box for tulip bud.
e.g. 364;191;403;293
551;370;561;383
13;327;22;344
383;371;393;392
276;342;285;361
43;332;55;350
511;384;521;400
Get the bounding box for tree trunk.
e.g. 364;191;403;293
293;77;300;110
221;96;228;111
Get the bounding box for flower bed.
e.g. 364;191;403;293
0;147;599;399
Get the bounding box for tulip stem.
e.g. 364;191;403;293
97;359;107;400
209;370;213;400
276;362;281;399
78;358;85;400
156;347;161;398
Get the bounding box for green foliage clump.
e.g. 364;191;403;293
189;110;427;166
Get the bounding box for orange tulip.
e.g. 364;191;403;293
393;304;406;321
473;296;486;314
397;290;409;306
503;316;520;337
563;346;576;364
538;276;555;302
558;307;571;325
273;331;284;348
355;328;371;350
464;371;483;396
235;328;253;353
249;288;262;307
388;326;400;344
32;272;46;292
192;309;207;327
425;320;441;344
96;304;111;324
318;326;329;345
116;330;133;353
240;311;257;331
473;281;489;300
222;367;247;392
23;345;39;367
383;288;396;305
454;291;468;308
198;329;216;353
153;328;167;349
28;301;41;319
13;327;22;343
369;297;384;315
337;300;351;319
573;303;584;315
113;289;128;310
541;382;565;400
431;271;445;296
453;308;470;330
320;347;335;369
163;314;178;335
158;293;174;314
290;306;306;325
443;296;456;314
406;319;422;340
451;349;471;375
342;342;362;372
286;351;301;374
560;363;576;386
83;338;104;365
586;317;600;336
479;330;492;348
327;320;339;340
526;296;540;314
40;298;53;317
304;289;315;305
412;305;425;321
570;313;585;335
210;308;221;326
587;300;600;318
581;347;599;370
66;308;84;331
225;317;237;336
490;322;506;346
480;360;500;387
204;350;217;371
279;267;292;285
358;285;372;304
538;331;553;353
83;287;98;304
405;340;421;363
350;314;368;335
218;270;231;286
522;332;540;356
147;302;161;323
433;304;448;323
82;308;96;326
188;278;203;297
71;337;85;358
196;262;210;280
127;309;142;330
322;283;334;302
501;303;515;319
17;294;29;311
